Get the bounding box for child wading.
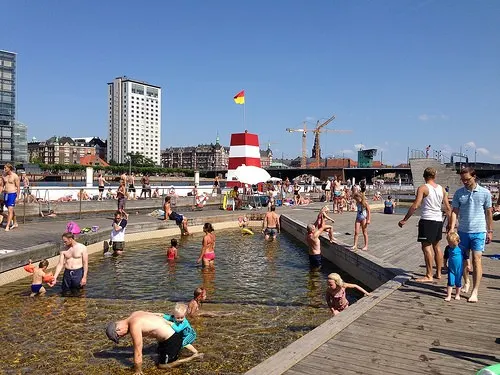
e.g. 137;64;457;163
444;232;471;301
24;259;54;297
325;273;370;316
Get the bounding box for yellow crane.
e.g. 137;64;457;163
286;115;352;168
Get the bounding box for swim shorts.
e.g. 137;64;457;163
169;212;184;226
62;268;84;292
309;254;322;268
31;284;43;294
4;192;17;207
118;197;125;210
98;186;105;192
128;184;136;193
334;191;342;198
458;231;486;252
112;241;125;252
417;219;443;243
157;332;183;364
264;228;278;237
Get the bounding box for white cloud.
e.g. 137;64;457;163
418;113;449;121
476;147;489;155
354;143;365;150
492;155;500;161
464;141;476;148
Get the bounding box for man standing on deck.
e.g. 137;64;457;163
398;167;451;282
449;167;493;303
2;164;20;232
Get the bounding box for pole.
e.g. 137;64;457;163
243;101;246;129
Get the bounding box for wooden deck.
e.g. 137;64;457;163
279;203;500;375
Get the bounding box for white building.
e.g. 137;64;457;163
107;76;161;165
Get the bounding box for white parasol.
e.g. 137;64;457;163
234;165;271;185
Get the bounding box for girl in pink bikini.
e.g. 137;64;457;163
325;273;370;316
197;223;215;268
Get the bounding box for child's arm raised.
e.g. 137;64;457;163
344;283;370;297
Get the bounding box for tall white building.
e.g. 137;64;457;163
107;76;161;165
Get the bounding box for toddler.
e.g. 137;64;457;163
444;232;470;301
24;259;54;297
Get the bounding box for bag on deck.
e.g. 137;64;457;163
66;221;81;235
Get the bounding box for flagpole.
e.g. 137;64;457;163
243;101;246;129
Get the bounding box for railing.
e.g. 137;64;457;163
11;184;220;224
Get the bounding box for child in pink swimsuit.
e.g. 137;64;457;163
197;223;216;268
325;273;370;316
166;238;179;260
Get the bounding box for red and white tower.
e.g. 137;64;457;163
226;130;261;186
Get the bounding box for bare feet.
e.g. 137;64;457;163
415;276;434;283
454;294;461;300
433;273;442;280
468;293;478;303
361;247;368;251
351;245;357;250
10;224;18;230
444;296;452;301
463;281;470;293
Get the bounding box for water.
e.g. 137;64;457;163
0;230;365;375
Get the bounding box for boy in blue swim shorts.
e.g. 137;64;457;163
443;232;470;301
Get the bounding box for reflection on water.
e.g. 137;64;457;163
0;230;364;374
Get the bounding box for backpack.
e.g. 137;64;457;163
66;221;81;235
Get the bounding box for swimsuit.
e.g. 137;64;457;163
445;245;469;287
162;314;197;347
128;184;136;192
157;332;183;364
264;228;278;237
98;186;105;192
384;201;394;214
203;251;215;261
4;192;17;207
334;191;342;197
309;254;322;268
167;248;176;260
62;268;84;292
31;284;43;294
356;203;367;222
330;287;349;312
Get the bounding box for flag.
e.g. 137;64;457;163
233;90;245;104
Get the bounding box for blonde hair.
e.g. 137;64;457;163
321;205;329;213
327;273;344;287
353;192;367;206
174;302;188;317
446;232;460;243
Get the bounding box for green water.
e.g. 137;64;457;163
0;230;364;374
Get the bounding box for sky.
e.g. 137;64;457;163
2;0;500;165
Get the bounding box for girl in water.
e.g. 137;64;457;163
352;192;370;250
325;273;370;316
197;223;215;268
314;205;335;243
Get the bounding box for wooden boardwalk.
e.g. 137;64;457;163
281;203;500;375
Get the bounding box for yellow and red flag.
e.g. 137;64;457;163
233;90;245;104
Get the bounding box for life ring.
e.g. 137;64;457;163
241;228;254;235
169;187;176;195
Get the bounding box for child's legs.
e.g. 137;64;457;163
202;258;210;268
353;221;361;246
39;286;46;295
184;344;198;354
361;221;368;248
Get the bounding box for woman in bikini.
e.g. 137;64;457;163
352;192;371;250
197;223;215;268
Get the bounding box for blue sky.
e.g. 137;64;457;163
2;0;499;165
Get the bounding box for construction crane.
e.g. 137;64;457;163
286;115;352;168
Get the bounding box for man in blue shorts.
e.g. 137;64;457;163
306;223;328;269
2;163;20;232
450;167;493;303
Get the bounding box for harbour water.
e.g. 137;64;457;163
0;229;366;374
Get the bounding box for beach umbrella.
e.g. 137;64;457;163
234;165;271;185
